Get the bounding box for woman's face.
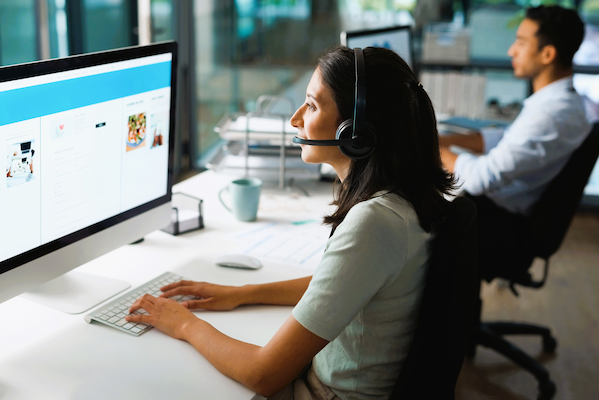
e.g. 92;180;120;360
290;68;351;178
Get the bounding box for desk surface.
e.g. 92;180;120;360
0;171;334;400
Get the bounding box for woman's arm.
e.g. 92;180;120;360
126;295;328;397
159;276;312;310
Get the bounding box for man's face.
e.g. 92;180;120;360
507;18;545;79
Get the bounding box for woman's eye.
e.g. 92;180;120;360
305;103;315;111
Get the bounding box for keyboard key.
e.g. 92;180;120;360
131;327;142;333
115;319;127;327
123;323;135;330
108;317;119;324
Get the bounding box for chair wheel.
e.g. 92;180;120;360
537;380;556;400
543;336;557;353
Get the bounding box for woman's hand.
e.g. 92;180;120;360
159;281;245;311
126;294;200;340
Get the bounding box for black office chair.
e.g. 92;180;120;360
391;196;479;399
469;123;599;400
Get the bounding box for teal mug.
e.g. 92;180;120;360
218;178;262;222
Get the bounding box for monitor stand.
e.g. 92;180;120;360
20;271;130;314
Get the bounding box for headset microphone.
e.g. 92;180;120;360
292;47;376;160
291;136;366;147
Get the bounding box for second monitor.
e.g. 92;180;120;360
341;25;413;69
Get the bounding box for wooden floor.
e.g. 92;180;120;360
455;211;599;399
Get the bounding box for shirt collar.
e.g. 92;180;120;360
523;76;574;107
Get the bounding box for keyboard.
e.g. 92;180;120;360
84;271;198;336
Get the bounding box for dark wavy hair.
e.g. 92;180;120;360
526;5;585;69
319;46;456;233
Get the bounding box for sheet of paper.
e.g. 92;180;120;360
233;221;331;271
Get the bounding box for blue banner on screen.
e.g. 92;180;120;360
0;61;171;126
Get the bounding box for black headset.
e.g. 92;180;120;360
292;48;377;160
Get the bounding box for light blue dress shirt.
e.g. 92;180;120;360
454;76;592;215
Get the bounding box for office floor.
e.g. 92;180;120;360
455;211;599;400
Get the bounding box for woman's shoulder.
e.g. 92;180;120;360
342;192;416;232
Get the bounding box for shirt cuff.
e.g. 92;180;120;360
454;152;482;195
480;126;506;154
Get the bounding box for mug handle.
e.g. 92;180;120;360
218;187;231;212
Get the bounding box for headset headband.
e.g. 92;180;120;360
353;48;366;138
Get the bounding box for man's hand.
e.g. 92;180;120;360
438;132;484;153
440;146;458;173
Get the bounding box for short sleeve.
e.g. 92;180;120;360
292;201;408;341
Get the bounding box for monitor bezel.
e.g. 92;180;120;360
0;41;178;276
341;25;414;69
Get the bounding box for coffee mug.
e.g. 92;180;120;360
218;178;262;222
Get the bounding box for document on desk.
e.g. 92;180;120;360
233;221;330;270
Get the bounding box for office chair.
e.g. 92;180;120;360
391;196;479;399
469;123;599;400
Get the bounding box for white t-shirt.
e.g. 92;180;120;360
292;192;431;400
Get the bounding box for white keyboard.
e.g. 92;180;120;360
84;271;198;336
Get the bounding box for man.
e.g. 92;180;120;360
439;5;591;281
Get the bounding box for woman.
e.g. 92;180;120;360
126;46;455;399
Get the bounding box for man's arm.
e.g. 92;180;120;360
440;146;458;173
438;132;484;153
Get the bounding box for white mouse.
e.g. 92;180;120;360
215;254;262;270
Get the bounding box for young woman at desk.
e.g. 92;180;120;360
127;46;455;399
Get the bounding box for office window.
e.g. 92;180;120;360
0;0;37;66
48;0;70;58
151;0;174;42
194;0;340;166
72;0;136;53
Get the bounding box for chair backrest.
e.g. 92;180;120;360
391;196;479;400
530;123;599;259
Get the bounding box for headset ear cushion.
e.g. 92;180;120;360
335;119;376;160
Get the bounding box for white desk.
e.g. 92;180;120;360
0;171;335;400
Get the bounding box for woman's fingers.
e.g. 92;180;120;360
160;280;196;292
129;294;157;313
125;313;150;324
159;286;195;298
159;281;205;297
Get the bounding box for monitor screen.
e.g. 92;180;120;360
0;43;177;295
341;26;413;69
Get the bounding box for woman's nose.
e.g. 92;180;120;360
290;105;304;128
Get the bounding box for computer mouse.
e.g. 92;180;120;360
215;254;262;270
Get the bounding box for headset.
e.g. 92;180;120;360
292;47;377;160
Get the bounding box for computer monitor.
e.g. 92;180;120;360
0;42;177;313
341;26;413;69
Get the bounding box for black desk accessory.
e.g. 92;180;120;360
161;192;204;236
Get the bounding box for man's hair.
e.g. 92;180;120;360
318;46;456;233
526;5;585;68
